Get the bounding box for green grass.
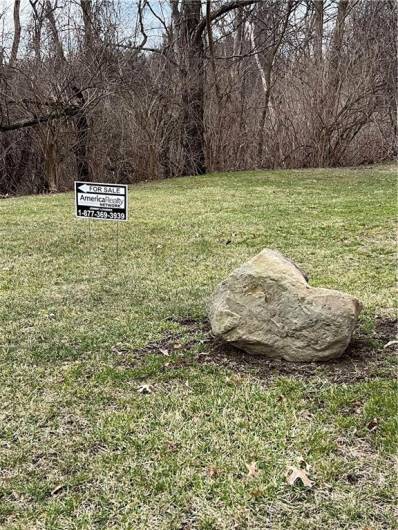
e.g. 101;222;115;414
0;164;397;529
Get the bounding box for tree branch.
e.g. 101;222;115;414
0;106;80;132
135;0;149;52
193;0;260;43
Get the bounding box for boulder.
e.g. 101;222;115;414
208;249;362;362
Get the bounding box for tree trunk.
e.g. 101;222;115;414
249;1;293;166
43;135;58;192
173;0;260;177
72;87;90;180
318;0;349;166
46;0;66;65
314;0;324;64
234;7;248;168
9;0;21;67
256;73;272;165
178;0;206;176
80;0;96;53
29;0;43;63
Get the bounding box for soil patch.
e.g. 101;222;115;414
120;317;397;384
203;316;397;384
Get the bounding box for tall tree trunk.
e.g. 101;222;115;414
249;20;273;165
256;72;272;165
249;1;293;166
328;0;349;100
29;0;43;63
173;0;259;176
314;0;324;64
178;0;206;176
46;0;66;65
80;0;96;55
46;2;91;181
318;0;349;165
9;0;21;67
234;7;247;168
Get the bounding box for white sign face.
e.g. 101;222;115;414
75;181;128;221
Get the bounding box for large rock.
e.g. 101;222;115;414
208;249;362;362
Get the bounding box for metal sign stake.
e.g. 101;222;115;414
89;218;92;256
116;222;119;261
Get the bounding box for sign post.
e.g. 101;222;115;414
75;181;128;262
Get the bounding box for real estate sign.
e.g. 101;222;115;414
75;181;128;221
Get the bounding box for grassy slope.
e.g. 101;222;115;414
0;165;396;529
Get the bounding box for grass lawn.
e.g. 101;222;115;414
0;164;397;529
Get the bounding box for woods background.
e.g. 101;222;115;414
0;0;396;195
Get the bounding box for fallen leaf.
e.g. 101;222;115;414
160;348;169;356
346;472;361;484
367;418;379;431
51;484;66;496
250;488;263;498
286;466;314;488
245;461;260;478
207;465;219;478
350;400;363;414
383;340;398;349
231;374;244;385
111;345;128;355
138;384;153;394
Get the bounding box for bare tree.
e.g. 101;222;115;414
0;0;396;195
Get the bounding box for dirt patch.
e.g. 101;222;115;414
201;317;397;384
118;317;397;384
115;318;210;369
165;315;204;328
137;318;209;357
372;316;397;343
